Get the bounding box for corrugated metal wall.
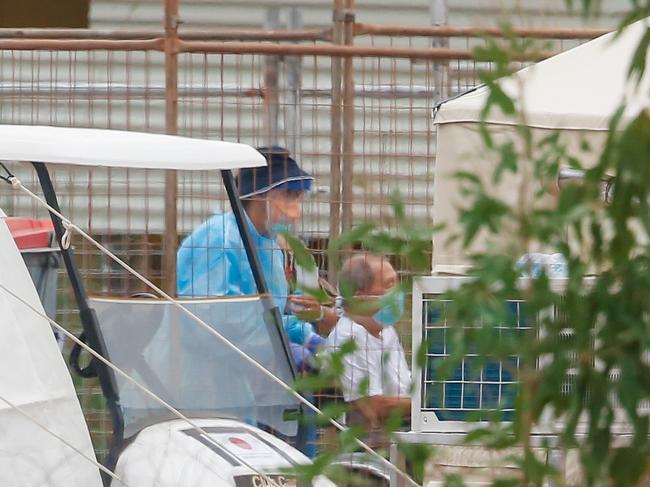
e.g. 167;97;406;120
89;0;628;30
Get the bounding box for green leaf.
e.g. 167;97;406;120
486;83;516;116
453;170;482;187
281;231;316;271
397;443;433;483
302;402;349;427
328;223;375;256
293;373;334;392
628;27;650;85
390;190;406;221
493;141;518;183
356;376;370;397
443;474;467;487
459;193;509;246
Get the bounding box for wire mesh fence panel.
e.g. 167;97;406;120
0;47;168;459
0;25;607;462
422;297;530;422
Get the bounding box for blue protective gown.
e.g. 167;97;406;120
177;211;315;345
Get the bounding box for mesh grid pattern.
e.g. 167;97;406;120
422;296;533;422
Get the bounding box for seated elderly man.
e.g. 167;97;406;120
327;253;411;442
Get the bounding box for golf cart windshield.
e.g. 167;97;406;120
90;296;299;438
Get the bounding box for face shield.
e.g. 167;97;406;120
266;189;305;231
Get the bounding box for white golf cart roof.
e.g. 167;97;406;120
0;124;266;170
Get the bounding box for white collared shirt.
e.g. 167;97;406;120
326;316;411;402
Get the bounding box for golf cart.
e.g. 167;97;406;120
0;125;337;487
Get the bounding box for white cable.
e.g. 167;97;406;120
0;391;129;486
0;283;285;487
8;176;418;487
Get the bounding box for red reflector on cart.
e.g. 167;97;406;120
229;437;253;450
6;217;54;250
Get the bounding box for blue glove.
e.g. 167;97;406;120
283;314;316;345
305;333;326;354
289;343;315;372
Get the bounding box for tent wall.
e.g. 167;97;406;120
430;18;650;272
431;122;608;272
0;209;102;487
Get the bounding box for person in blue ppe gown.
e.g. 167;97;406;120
176;146;324;456
177;146;325;355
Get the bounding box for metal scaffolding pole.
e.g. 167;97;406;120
286;7;303;156
263;7;280;147
163;0;179;296
328;0;345;283
340;0;355;233
431;0;449;102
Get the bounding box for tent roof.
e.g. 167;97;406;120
434;18;650;131
0;125;265;170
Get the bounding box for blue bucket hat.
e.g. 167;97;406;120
238;146;313;199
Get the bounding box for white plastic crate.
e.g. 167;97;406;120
411;276;649;435
412;277;530;432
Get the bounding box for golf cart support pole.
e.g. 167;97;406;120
32;162;124;484
221;169;297;376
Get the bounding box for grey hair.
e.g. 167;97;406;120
338;254;384;294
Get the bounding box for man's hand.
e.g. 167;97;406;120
290;293;323;322
290;294;340;335
290;294;389;339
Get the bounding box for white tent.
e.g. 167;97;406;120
0;208;103;487
432;18;650;273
